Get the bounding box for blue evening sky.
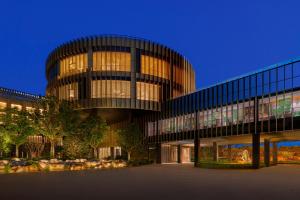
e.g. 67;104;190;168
1;0;300;95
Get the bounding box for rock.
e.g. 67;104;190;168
70;164;85;171
85;161;99;168
27;165;39;172
49;159;60;163
14;166;26;173
38;162;49;170
49;163;65;171
0;160;9;165
11;158;21;161
10;160;27;167
39;159;49;163
102;162;112;168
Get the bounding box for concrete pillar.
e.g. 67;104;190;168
213;142;218;162
272;142;278;165
110;147;115;160
177;145;182;163
264;139;270;167
194;136;200;167
228;144;232;162
156;143;162;164
252;132;260;169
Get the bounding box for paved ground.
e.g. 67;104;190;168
1;164;300;200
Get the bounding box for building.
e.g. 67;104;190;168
3;35;300;167
45;35;195;123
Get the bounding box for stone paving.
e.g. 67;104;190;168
1;164;300;200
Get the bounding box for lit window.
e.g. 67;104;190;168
0;102;7;109
11;104;22;111
26;107;35;113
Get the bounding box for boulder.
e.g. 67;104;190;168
27;165;39;172
0;160;9;165
49;163;65;171
11;158;21;161
85;161;99;168
38;161;49;170
70;164;85;171
49;159;60;163
14;166;26;173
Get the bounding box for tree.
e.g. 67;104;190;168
118;123;144;161
34;96;67;158
0;108;35;157
63;136;88;159
0;128;11;157
81;114;109;159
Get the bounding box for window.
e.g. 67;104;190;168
93;51;131;72
11;104;22;111
141;55;169;79
136;82;160;102
91;80;130;98
58;83;78;100
59;54;87;78
0;102;7;109
26;107;35;114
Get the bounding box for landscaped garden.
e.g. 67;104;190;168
0;96;150;174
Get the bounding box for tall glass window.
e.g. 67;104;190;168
141;55;170;79
58;83;78;100
91;80;130;98
59;54;87;78
136;82;160;102
93;51;131;72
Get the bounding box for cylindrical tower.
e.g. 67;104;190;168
46;35;195;124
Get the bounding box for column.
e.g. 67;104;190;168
156;143;162;164
252;132;260;169
213;142;218;162
264;139;270;167
86;48;93;99
130;47;136;107
194;135;200;167
177;145;182;163
272;142;278;165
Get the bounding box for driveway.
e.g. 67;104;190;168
1;164;300;200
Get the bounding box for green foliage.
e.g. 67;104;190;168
63;136;89;159
81;114;109;158
118;123;144;161
4;164;11;173
34;96;80;158
0;129;12;154
0;108;35;157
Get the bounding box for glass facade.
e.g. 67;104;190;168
58;83;78;100
59;53;88;78
141;55;170;79
93;51;131;72
91;80;130;98
147;60;300;138
136;82;160;102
